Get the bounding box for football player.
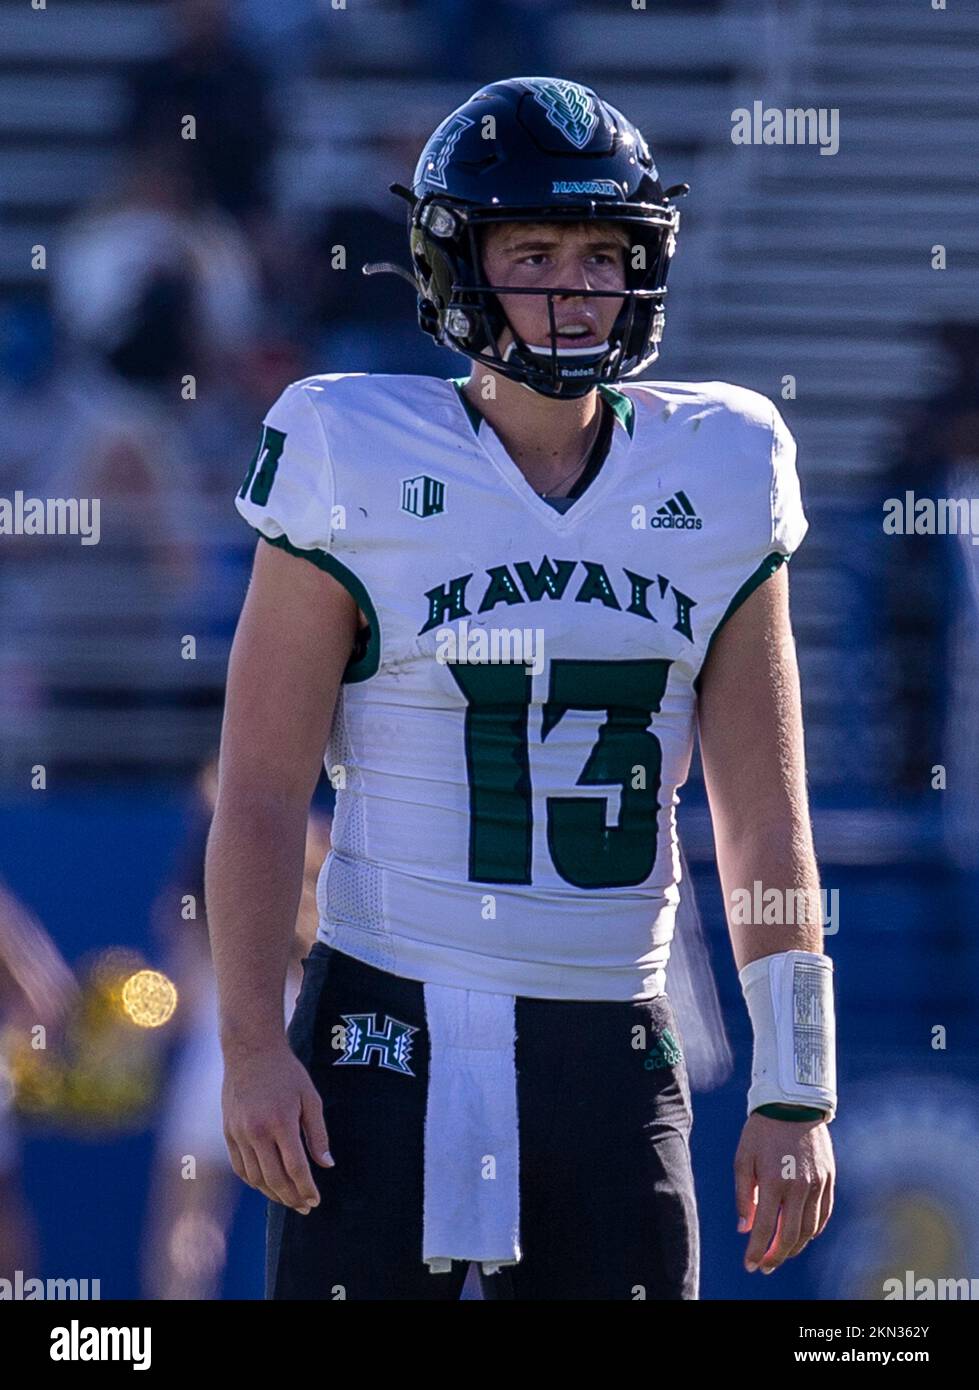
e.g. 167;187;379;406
208;77;836;1300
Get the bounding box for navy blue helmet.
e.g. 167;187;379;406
367;77;688;398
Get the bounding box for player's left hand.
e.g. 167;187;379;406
734;1112;835;1275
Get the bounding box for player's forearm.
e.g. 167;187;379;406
715;813;824;969
205;791;309;1056
697;565;823;969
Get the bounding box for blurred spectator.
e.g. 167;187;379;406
125;0;276;221
0;880;78;1279
305;205;461;375
0;298;199;577
179;332;309;501
883;322;979;804
140;755;332;1299
50;143;261;396
0;296;206;765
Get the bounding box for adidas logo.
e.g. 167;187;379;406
643;1029;684;1070
651;490;702;530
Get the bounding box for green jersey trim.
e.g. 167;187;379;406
448;377;636;440
754;1103;827;1122
596;383;636;439
448;377;484;436
258;532;380;683
694;551;788;695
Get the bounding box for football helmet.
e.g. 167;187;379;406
365;76;688;399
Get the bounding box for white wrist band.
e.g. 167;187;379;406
738;950;837;1121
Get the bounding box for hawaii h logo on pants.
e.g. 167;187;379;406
334;1013;418;1076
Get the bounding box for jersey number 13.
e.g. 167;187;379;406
449;657;672;890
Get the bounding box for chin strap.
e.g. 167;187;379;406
514;340;611;359
502;336;620;397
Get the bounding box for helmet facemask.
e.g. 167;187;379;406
362;77;689;397
411;199;679;399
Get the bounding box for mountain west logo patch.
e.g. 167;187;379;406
334;1013;418;1075
652;490;702;531
533;80;599;150
401;474;445;518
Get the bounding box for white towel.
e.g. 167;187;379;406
422;982;522;1275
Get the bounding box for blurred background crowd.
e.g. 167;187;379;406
1;0;978;1300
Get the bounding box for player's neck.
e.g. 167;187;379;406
463;368;603;495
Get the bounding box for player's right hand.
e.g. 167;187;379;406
221;1042;334;1214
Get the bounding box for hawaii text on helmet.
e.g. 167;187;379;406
365;76;690;400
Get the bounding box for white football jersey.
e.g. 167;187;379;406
235;372;807;1000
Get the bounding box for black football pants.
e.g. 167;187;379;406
266;941;699;1300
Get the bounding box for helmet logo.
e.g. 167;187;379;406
533;79;599;150
552;179;621;197
425;113;475;189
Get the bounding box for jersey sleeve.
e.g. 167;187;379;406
723;399;807;617
234;379;335;553
770;402;807;557
694;395;808;682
